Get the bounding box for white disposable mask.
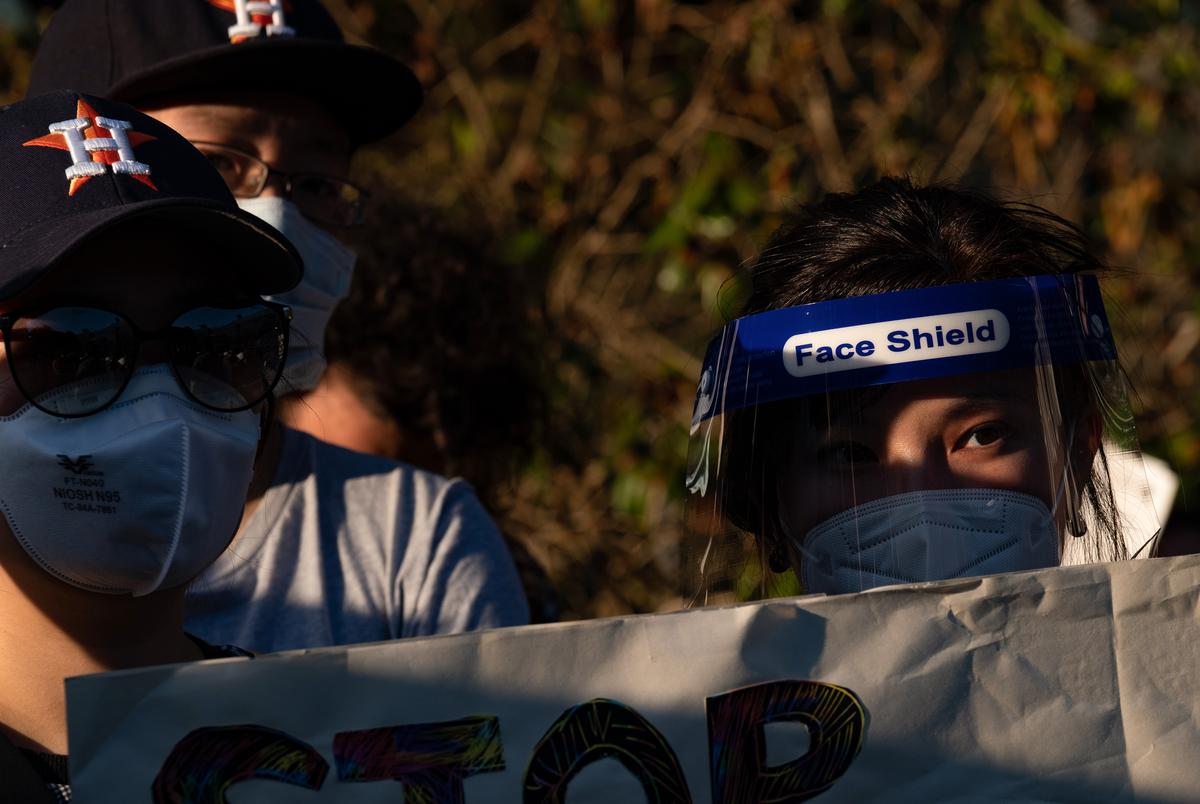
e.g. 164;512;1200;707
0;367;261;596
238;196;356;393
794;489;1060;596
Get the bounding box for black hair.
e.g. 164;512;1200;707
743;177;1101;312
719;177;1126;573
322;202;558;622
324;202;545;491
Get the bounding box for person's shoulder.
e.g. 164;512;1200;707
285;426;442;483
282;426;481;512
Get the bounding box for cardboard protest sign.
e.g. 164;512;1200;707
68;555;1200;802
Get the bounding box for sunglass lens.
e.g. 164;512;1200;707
170;304;288;410
6;308;135;416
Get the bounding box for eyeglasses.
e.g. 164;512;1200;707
0;302;292;418
192;141;369;228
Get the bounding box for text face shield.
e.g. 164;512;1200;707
683;275;1159;606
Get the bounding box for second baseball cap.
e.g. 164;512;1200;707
28;0;422;147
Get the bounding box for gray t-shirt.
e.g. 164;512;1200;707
184;427;529;653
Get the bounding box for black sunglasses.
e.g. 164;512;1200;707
0;302;291;418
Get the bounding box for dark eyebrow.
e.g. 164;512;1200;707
942;390;1033;419
825;382;1030;426
204;137;264;160
825;385;891;425
208;108;274;138
276;116;349;157
955;386;1029;401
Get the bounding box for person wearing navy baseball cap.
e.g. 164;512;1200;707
28;0;530;656
28;0;422;393
0;90;302;798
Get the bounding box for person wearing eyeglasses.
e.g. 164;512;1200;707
0;90;303;801
26;0;531;653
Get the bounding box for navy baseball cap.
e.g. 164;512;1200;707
27;0;422;147
0;90;302;301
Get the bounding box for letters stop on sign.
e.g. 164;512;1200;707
150;681;866;803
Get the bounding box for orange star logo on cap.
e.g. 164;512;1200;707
23;99;157;196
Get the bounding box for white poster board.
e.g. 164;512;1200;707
68;555;1200;802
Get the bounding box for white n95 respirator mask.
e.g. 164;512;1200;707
793;488;1060;596
237;197;356;394
0;367;261;596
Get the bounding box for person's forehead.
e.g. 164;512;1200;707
144;89;350;152
828;370;1037;424
885;371;1032;404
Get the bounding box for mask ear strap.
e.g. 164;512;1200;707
767;475;819;569
772;509;820;565
766;539;791;573
790;538;819;564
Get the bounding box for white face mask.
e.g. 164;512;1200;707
237;197;356;394
793;489;1060;596
0;367;261;596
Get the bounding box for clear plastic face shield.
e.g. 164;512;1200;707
683;274;1161;606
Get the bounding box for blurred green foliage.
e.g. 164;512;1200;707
3;0;1199;618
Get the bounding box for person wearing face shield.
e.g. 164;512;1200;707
684;177;1162;605
26;0;530;652
0;91;303;800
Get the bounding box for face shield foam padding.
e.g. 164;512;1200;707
682;273;1160;606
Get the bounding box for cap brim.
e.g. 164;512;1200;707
0;197;303;301
110;39;423;146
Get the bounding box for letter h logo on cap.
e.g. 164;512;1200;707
207;0;295;42
23;98;157;196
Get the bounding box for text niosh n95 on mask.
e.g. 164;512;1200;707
0;367;260;596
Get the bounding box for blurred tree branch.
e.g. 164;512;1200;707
7;0;1189;617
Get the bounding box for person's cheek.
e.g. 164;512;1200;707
778;461;882;537
954;446;1054;506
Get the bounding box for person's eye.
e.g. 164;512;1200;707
206;153;234;171
959;423;1009;450
203;151;241;178
817;441;879;467
295;176;338;200
197;147;262;191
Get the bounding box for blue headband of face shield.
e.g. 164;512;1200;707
692;273;1116;427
